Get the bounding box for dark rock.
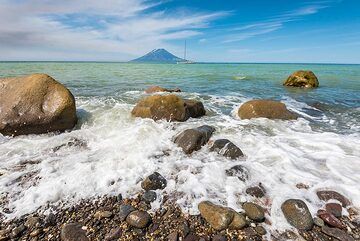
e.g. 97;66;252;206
228;212;247;230
167;231;178;241
209;139;244;159
254;226;266;235
198;201;234;231
44;213;56;226
184;234;200;241
321;226;355;241
281;199;314;230
142;190;157;203
246;185;265;198
225;165;249;182
141;172;167;191
145;86;181;94
174;125;215;154
119;205;136;221
10;225;25;238
238;100;297;120
24;216;40;229
283;70;319;88
105;227;122;240
0;73;77;136
131;94;205;122
316;190;350;207
212;234;227;241
325;203;342;218
60;223;89;241
126;210;151;228
317;209;344;229
242;202;265;222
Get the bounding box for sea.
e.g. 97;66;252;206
0;62;359;231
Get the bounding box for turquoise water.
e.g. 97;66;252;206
0;62;359;230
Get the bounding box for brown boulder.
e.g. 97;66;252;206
145;86;181;94
198;201;234;231
0;74;77;136
283;70;319;88
316;190;350;207
281;199;314;230
238;100;297;120
131;94;205;122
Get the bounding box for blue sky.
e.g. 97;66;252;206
0;0;359;63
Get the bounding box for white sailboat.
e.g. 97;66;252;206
177;40;194;64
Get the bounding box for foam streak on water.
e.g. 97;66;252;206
0;63;359;232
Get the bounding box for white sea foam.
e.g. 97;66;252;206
0;94;359;234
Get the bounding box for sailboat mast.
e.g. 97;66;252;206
184;40;187;60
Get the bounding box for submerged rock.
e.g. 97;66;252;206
225;165;249;182
242;202;265;222
174;125;215;154
0;73;77;136
61;223;89;241
142;190;157;203
281;199;314;230
141;172;167;191
316;190;350;207
145;86;181;94
238;100;297;120
198;201;234;231
131;94;205;122
209;139;244;159
126;210;151;228
246;185;266;198
283;70;319;88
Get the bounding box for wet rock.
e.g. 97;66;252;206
255;226;266;236
131;94;205;122
104;227;122;241
145;86;181;94
167;231;178;241
225;165;249;182
10;225;25;238
0;230;9;241
60;223;89;241
238;100;297;120
321;226;355;241
29;229;42;237
94;210;112;219
243;202;265;222
24;216;40;229
119;204;136;221
209;139;244;159
281;199;314;230
283;70;319;88
313;217;325;227
44;213;56;226
126;210;151;228
228;212;247;230
212;234;227;241
325;203;342;218
296;183;310;189
0;73;77;136
316;190;350;207
245;185;265;198
142;190;157;203
198;201;234;231
141;172;167;191
184;233;200;241
174;125;215;154
317;209;344;229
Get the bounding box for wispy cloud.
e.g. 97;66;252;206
0;0;227;60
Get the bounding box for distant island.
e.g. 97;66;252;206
131;49;185;63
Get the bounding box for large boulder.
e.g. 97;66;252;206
0;74;77;136
238;100;297;120
283;70;319;88
131;94;205;122
174;125;215;154
145;86;181;94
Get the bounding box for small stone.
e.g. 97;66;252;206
243;202;265;222
209;139;244;159
228;212;247;230
184;234;200;241
316;190;350;207
142;191;157;203
141;172;167;191
167;231;178;241
104;227;122;241
281;199;314;230
0;230;9;241
225;165;249;182
126;210;151;228
246;185;265;198
313;217;324;227
198;201;234;231
212;234;227;241
317;209;344;229
255;226;266;235
25;216;40;229
321;226;355;241
296;183;310;189
325;203;342;218
60;223;89;241
119;205;136;221
174;125;215;154
11;225;25;238
94;210;112;219
44;213;56;226
30;229;42;237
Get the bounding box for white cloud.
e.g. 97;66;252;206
0;0;227;60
